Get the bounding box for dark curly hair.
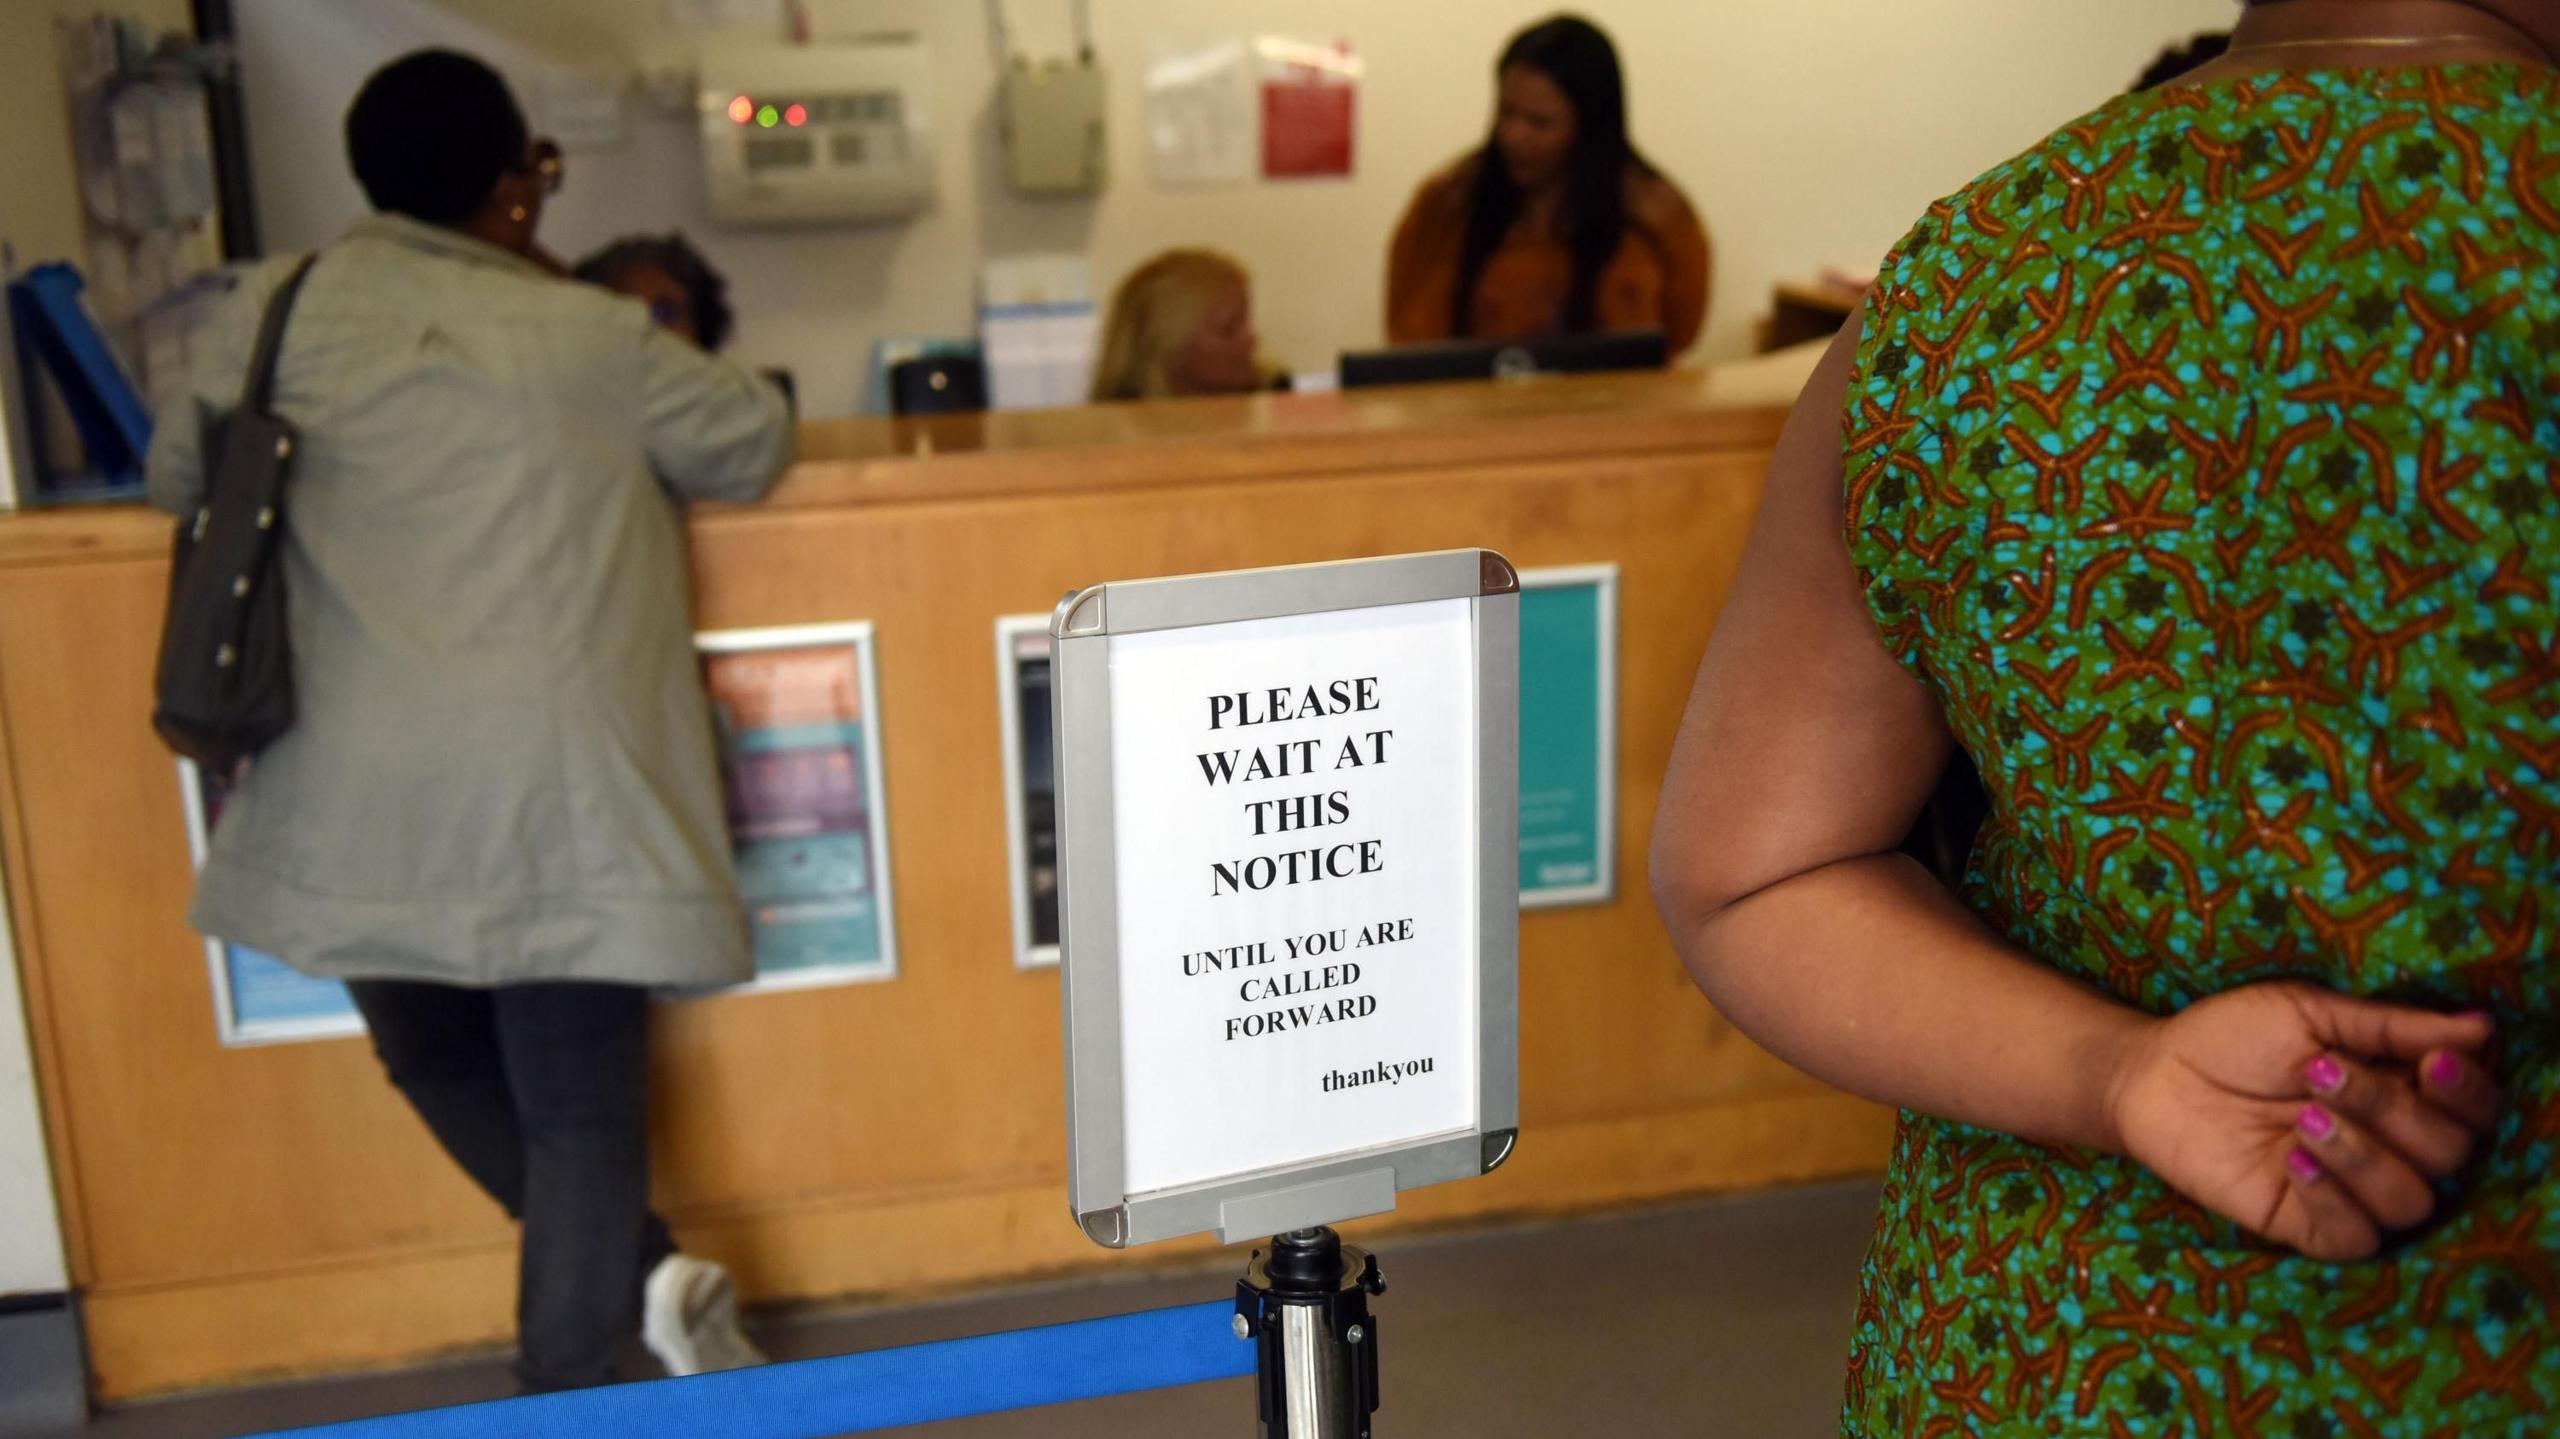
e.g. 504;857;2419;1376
345;50;527;225
573;233;736;352
1452;14;1657;338
2133;31;2232;90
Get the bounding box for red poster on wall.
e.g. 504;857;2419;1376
1258;37;1359;180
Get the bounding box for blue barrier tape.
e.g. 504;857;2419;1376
255;1299;1255;1439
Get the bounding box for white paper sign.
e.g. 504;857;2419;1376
536;68;629;151
663;0;784;30
1143;37;1255;186
1107;600;1480;1195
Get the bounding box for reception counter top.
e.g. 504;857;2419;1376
0;353;1887;1400
0;354;1818;565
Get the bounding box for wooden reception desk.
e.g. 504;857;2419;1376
0;354;1890;1401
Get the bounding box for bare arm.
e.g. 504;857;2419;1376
1650;309;2504;1260
1648;311;2146;1151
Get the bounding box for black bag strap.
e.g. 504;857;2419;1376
236;253;321;416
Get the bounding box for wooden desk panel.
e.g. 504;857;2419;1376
0;368;1888;1399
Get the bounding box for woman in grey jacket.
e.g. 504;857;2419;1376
145;51;794;1391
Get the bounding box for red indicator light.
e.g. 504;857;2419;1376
784;103;808;127
727;94;753;125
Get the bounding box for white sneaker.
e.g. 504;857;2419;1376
642;1254;767;1376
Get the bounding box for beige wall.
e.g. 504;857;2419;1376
0;866;66;1296
235;0;2236;419
0;0;199;1304
0;1;205;268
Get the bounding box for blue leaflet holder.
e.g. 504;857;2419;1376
7;262;153;490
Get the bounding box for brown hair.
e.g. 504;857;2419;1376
1089;249;1252;402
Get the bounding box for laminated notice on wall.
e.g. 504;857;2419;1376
1144;37;1255;186
1516;568;1617;908
178;762;364;1046
537;67;628;151
1256;36;1359;180
663;0;784;30
701;624;900;989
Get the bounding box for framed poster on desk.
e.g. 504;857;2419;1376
175;761;365;1046
994;615;1060;969
700;622;900;991
1516;565;1617;909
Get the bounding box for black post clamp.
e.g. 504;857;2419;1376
1234;1226;1386;1438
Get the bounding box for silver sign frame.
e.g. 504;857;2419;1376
1051;549;1521;1248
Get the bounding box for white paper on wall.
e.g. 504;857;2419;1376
1142;37;1255;187
663;0;786;31
537;68;629;151
981;256;1095;411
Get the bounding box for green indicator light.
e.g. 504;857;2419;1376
757;104;779;128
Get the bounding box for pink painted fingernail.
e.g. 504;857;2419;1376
2427;1051;2466;1089
2305;1055;2346;1094
2297;1105;2337;1141
2459;1010;2496;1028
2287;1147;2324;1183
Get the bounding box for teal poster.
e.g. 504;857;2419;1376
222;943;360;1037
1518;568;1616;907
181;763;364;1045
995;617;1062;970
701;624;900;987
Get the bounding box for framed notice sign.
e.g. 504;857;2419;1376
700;623;899;990
1517;566;1618;908
995;615;1062;969
1052;549;1520;1248
176;762;365;1046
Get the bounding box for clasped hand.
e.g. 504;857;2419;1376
2103;982;2500;1261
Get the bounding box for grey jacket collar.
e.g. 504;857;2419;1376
342;212;550;278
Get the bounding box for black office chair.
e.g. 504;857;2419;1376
888;355;989;416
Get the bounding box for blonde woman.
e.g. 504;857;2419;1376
1090;249;1269;401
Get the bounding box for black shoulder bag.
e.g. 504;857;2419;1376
151;254;320;771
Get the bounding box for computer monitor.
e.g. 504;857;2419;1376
1337;328;1668;390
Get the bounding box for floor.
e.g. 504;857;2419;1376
32;1180;1881;1439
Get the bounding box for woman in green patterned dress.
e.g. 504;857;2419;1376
1653;1;2558;1433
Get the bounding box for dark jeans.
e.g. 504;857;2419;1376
346;980;676;1392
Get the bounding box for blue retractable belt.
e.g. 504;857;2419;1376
253;1300;1254;1439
